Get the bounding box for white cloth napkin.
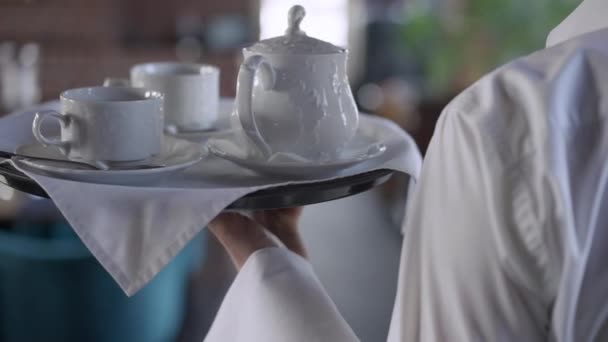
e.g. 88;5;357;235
0;99;422;296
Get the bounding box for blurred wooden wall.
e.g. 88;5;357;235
0;0;256;101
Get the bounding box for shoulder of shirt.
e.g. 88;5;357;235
445;28;608;120
437;28;608;164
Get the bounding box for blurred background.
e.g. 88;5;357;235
0;0;580;341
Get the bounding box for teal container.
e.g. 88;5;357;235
0;222;204;342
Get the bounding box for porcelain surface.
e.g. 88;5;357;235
131;62;220;132
207;128;386;178
16;136;203;185
32;86;164;166
165;97;235;142
234;5;358;161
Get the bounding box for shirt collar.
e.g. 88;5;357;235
547;0;608;47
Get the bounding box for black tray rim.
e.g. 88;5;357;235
0;161;394;210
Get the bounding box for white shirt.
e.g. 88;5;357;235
205;5;608;341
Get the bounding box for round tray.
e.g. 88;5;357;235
0;161;394;210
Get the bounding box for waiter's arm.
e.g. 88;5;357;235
205;209;358;341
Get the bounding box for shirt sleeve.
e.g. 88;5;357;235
204;247;358;342
388;98;553;341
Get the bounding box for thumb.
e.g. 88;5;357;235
253;208;307;259
208;213;277;270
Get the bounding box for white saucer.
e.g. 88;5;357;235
207;130;386;178
165;97;235;142
14;136;204;185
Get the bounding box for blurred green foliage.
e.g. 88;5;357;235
402;0;581;96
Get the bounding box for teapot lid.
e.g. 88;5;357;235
248;5;345;54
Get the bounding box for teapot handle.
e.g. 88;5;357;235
236;54;275;157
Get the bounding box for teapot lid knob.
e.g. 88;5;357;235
286;5;306;36
248;4;343;54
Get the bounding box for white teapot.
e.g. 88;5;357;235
234;5;359;161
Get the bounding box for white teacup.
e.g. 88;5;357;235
32;86;164;166
130;62;220;133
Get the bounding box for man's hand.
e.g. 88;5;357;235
208;208;305;270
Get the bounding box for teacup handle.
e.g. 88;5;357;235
32;110;73;155
236;54;276;157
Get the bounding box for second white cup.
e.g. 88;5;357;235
130;62;220;133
